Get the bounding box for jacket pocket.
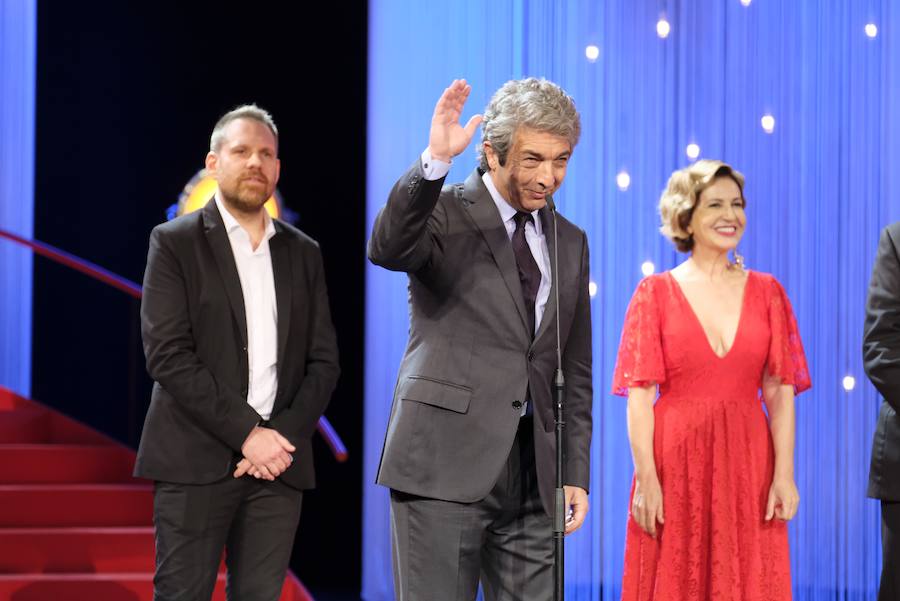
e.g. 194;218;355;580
398;375;472;414
880;403;900;467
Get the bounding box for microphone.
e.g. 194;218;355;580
547;195;566;601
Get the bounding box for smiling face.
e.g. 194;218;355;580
205;117;280;215
688;175;746;254
484;127;571;212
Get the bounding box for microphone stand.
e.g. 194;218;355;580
547;197;566;601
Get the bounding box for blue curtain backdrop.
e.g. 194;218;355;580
365;1;900;598
0;0;36;397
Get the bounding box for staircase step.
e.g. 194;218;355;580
0;444;135;483
0;527;230;575
0;573;310;600
0;408;48;443
0;484;153;527
0;527;155;573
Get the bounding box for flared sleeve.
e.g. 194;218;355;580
765;275;811;394
612;276;666;396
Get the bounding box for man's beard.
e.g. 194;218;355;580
221;180;270;214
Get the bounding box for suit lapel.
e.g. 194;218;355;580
460;170;531;336
269;225;292;382
532;207;559;348
202;200;248;348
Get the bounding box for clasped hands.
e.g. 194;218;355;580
233;426;296;481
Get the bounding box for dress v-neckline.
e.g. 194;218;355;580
666;270;752;360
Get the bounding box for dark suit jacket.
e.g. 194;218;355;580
863;222;900;501
368;161;593;513
134;200;340;490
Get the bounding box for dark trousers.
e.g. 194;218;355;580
153;475;303;601
881;501;900;601
390;417;553;601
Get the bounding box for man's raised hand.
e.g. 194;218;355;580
428;79;483;163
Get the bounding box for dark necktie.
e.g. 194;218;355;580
512;211;541;337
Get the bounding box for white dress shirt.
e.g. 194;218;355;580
214;196;279;420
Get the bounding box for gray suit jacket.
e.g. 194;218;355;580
863;222;900;501
368;161;593;513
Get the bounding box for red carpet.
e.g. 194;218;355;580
0;387;313;601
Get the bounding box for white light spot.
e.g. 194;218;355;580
656;19;671;39
761;114;775;134
842;375;856;391
616;170;631;191
588;281;598;298
865;23;878;38
686;143;700;160
641;261;656;276
740;0;751;6
585;45;600;62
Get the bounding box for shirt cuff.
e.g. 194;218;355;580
420;148;451;181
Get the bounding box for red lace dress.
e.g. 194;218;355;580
612;270;811;600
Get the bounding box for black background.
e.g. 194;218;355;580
32;1;366;595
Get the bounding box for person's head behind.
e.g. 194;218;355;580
206;104;281;215
658;160;747;255
479;78;581;213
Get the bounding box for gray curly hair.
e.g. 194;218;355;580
210;104;279;153
477;78;581;171
658;159;746;253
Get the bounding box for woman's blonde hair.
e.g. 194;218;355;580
658;159;746;252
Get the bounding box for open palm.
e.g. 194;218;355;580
428;79;483;162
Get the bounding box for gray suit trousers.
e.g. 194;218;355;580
390;417;553;601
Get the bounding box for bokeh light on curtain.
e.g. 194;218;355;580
365;1;900;598
0;0;36;396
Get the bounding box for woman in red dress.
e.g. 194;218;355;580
612;160;811;600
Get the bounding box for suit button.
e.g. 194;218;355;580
527;351;535;361
512;400;523;409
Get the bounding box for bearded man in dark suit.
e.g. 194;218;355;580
136;105;340;601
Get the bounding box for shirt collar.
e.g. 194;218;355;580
481;172;542;235
214;195;276;241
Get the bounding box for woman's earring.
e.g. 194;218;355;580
733;247;746;270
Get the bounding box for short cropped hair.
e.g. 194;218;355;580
658;159;746;253
209;104;279;153
478;78;581;171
